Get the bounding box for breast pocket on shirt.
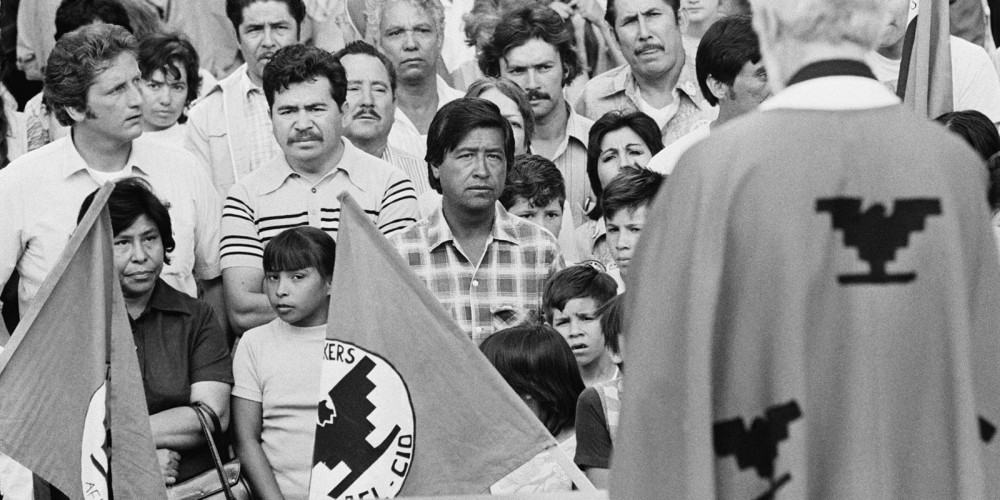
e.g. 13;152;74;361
491;304;538;332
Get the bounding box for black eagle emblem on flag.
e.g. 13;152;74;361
314;355;401;498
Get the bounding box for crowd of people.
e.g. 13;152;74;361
2;0;1000;497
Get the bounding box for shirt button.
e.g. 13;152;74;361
472;280;479;287
311;188;317;193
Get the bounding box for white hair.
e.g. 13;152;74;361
750;0;890;50
365;0;446;49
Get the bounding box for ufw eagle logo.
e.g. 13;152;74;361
713;400;802;500
310;340;415;500
816;197;941;285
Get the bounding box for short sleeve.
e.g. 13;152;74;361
188;159;223;280
377;170;419;237
231;328;264;402
189;304;233;385
221;181;264;270
574;386;612;469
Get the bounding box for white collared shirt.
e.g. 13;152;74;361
0;134;222;314
760;75;901;111
387;75;465;159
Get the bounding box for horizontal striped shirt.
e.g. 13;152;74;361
222;139;419;269
390;202;564;344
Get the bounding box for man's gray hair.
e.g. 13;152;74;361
365;0;446;49
750;0;889;50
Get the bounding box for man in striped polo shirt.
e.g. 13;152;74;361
221;44;419;334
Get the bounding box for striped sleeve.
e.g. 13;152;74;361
377;170;419;236
221;183;264;270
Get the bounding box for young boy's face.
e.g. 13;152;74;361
550;297;608;369
508;196;564;238
606;204;649;277
264;267;331;327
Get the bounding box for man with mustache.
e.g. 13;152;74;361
335;40;433;197
576;0;711;146
185;0;306;195
479;5;595;226
221;44;419;334
366;0;464;160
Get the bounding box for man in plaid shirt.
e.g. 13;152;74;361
390;98;564;344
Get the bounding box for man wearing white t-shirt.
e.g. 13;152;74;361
869;0;1000;123
366;0;463;159
575;0;711;146
648;15;769;174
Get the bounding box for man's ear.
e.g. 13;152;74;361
706;75;730;102
677;5;689;33
430;162;442;182
64;105;89;124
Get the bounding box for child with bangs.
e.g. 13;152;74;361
543;265;619;387
573;293;627;489
231;226;335;500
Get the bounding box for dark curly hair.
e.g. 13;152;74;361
263;44;347;108
44;23;138;127
78;177;176;265
480;324;585;436
478;4;581;87
586;111;664;219
138;32;203;116
696;15;761;107
601;165;665;220
499;154;565;210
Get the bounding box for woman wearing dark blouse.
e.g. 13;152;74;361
80;177;232;485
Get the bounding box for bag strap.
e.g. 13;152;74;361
191;402;237;500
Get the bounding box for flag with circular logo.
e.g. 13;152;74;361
310;340;415;499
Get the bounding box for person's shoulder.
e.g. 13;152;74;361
949;35;992;64
583;65;627;95
0;137;68;181
240;318;285;346
579;385;601;406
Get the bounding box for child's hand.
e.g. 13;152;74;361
157;448;181;486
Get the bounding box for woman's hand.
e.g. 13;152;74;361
158;448;181;486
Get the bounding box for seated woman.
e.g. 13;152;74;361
79;177;232;486
481;324;586;492
576;111;663;282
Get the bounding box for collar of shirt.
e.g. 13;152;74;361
59;132;150;180
394;75;465;130
760;75;900;111
239;64;264;99
549;101;591;163
257;137;373;194
600;64;706;111
425;202;522;251
143;279;195;316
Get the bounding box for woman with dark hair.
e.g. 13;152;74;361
575;110;664;274
137;32;204;144
936;110;1000;161
481;324;585;492
78;177;233;487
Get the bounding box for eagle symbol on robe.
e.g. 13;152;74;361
816;197;942;285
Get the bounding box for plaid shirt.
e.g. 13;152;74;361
390;203;564;344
